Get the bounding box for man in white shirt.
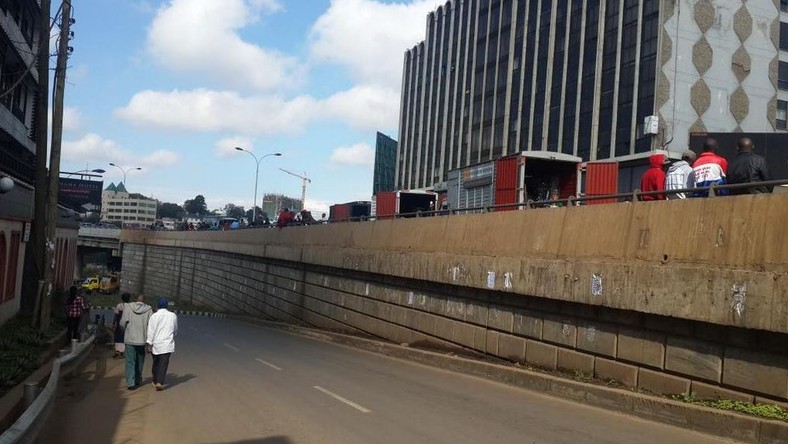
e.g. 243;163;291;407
147;298;178;391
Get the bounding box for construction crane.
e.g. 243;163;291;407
279;168;311;211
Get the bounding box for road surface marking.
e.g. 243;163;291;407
190;327;199;332
313;386;371;413
224;343;240;352
255;358;282;371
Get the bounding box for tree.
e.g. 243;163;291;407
184;195;207;216
224;203;246;220
245;206;263;221
158;202;185;219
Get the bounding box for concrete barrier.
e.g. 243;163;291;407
0;333;96;444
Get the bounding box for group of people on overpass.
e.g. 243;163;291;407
640;137;773;200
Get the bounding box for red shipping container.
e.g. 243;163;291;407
585;162;619;205
329;203;350;221
494;156;519;211
375;191;397;219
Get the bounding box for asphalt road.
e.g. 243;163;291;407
37;314;735;444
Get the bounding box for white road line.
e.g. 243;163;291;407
255;358;282;371
313;386;371;413
224;343;240;352
190;326;199;332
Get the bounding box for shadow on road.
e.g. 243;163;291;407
212;437;294;444
164;373;197;389
36;345;128;444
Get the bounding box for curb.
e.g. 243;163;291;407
91;307;226;318
231;315;788;444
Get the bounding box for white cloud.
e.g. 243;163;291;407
115;84;399;135
62;133;179;179
216;136;254;157
304;199;330;217
310;0;440;87
147;0;298;91
330;143;374;166
63;107;83;133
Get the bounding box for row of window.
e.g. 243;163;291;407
0;1;37;47
105;208;156;215
104;200;156;208
105;215;156;222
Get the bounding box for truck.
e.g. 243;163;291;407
99;275;120;294
372;191;437;219
445;151;582;212
81;276;100;294
329;201;371;222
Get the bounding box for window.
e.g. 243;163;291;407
778;100;787;130
782;22;788;51
780;61;788;90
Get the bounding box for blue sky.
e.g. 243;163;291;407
60;0;443;214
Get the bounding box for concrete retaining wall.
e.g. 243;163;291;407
121;244;788;403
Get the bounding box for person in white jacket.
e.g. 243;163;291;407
146;298;178;391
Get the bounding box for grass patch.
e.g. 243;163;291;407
672;393;788;422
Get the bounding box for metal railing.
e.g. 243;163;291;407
328;179;788;222
0;331;97;444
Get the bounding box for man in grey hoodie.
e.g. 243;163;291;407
119;295;152;390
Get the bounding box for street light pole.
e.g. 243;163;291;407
235;148;281;223
108;163;142;189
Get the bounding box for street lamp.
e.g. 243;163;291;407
235;148;282;223
108;163;142;189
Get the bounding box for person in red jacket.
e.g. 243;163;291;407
276;208;294;228
640;153;669;200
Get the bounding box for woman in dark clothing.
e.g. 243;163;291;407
113;293;132;358
65;286;88;341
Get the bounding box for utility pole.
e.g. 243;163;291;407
25;0;52;326
40;0;73;329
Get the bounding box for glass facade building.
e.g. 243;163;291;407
397;0;781;191
373;132;398;195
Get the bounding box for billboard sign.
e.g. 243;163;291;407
59;178;103;211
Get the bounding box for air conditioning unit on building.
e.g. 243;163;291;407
644;115;660;135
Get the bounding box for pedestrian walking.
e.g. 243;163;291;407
665;150;696;199
727;138;773;195
112;293;132;358
65;286;88;341
120;295;152;390
147;298;178;391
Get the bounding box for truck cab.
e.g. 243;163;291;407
99;275;120;294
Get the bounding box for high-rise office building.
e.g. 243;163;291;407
397;0;780;191
373;132;398;195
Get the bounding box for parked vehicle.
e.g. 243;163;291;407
372;191;437;219
99;275;120;294
329;201;371;222
81;276;100;293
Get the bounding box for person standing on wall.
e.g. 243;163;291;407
65;286;88;341
727;138;773;195
147;298;178;391
120;294;152;390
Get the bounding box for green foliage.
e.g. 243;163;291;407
672;393;788;422
158;201;186;219
0;316;61;394
224;203;246;220
184;194;208;216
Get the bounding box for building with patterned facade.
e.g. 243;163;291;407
373;132;398;195
396;0;780;192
